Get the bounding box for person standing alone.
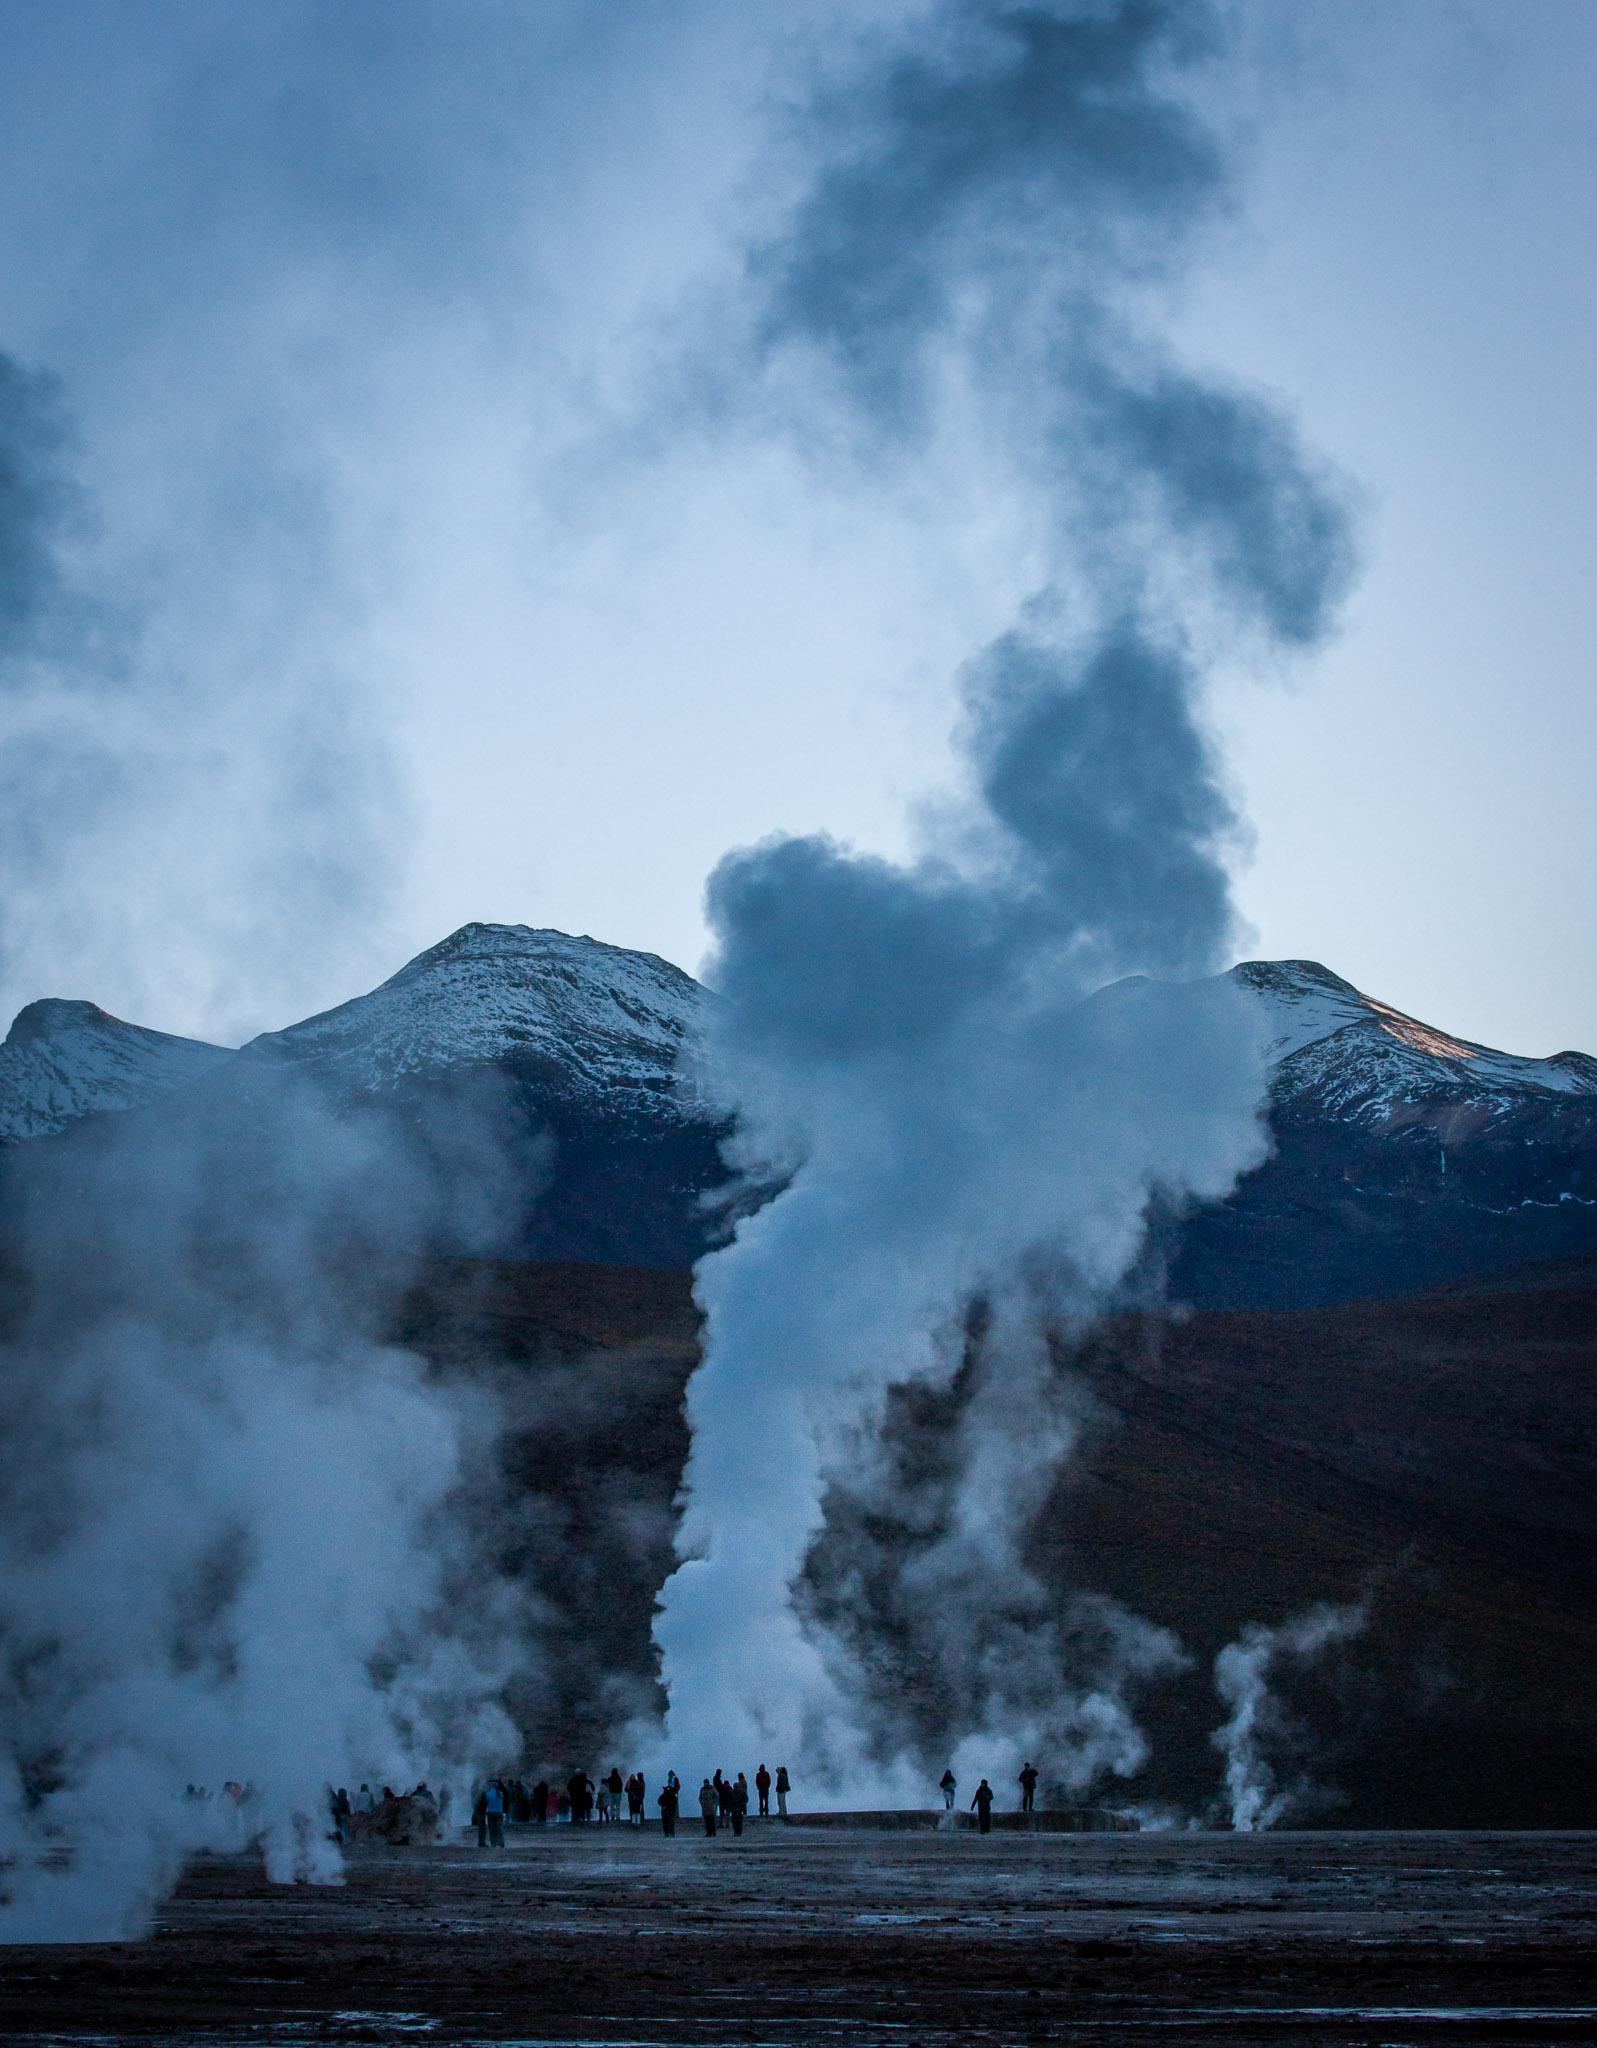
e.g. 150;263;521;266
1018;1762;1038;1813
939;1769;957;1811
775;1765;790;1818
971;1780;994;1835
755;1764;771;1817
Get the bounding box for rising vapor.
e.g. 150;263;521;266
0;1063;527;1939
1213;1600;1369;1831
651;0;1356;1795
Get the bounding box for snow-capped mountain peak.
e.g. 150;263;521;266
0;998;233;1144
242;922;711;1112
1229;958;1597;1127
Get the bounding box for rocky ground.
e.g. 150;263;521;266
3;1824;1595;2045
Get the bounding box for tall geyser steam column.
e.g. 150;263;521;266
652;0;1357;1787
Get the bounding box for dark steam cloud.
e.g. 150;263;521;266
651;0;1357;1796
0;359;68;650
0;344;406;1045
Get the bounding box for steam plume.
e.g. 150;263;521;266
652;0;1355;1791
0;1068;523;1940
1212;1599;1369;1830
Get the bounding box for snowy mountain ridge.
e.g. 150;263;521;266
0;925;1591;1149
1233;959;1597;1132
0;998;232;1144
242;922;712;1115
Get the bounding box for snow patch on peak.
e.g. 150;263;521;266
244;922;712;1112
1228;960;1377;1063
0;1000;233;1144
1226;959;1597;1125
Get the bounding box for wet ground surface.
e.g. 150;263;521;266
2;1826;1595;2046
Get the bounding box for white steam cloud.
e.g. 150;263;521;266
649;0;1356;1797
1212;1599;1369;1831
0;1069;524;1939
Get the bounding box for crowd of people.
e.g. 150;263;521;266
313;1758;1048;1850
461;1763;794;1842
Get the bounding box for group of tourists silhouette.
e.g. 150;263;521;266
469;1763;793;1843
460;1760;1043;1841
940;1762;1041;1832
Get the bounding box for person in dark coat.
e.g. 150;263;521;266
627;1772;646;1824
972;1780;995;1834
774;1765;791;1818
568;1770;591;1822
755;1764;772;1817
939;1769;957;1811
698;1778;718;1837
658;1778;678;1836
1018;1763;1038;1813
532;1780;549;1824
472;1787;489;1848
731;1773;749;1837
714;1770;731;1819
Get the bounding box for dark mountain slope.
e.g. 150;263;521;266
392;1248;1597;1823
1045;1250;1597;1823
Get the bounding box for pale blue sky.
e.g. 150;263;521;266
0;1;1589;1056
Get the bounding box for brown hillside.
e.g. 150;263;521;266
391;1251;1597;1821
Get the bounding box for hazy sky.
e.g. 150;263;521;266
0;1;1589;1055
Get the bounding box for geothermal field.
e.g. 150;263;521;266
1;2;1593;2043
4;1825;1595;2046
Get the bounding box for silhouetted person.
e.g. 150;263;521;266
714;1769;731;1819
939;1769;956;1811
699;1778;718;1837
485;1779;505;1847
472;1787;489;1848
972;1780;994;1834
532;1780;549;1824
775;1765;790;1818
658;1778;678;1835
755;1764;771;1817
1018;1763;1038;1813
731;1773;749;1837
627;1772;646;1824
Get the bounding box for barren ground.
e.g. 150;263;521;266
4;1825;1596;2045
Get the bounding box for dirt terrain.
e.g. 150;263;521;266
4;1825;1595;2045
395;1252;1597;1823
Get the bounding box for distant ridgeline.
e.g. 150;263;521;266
1;924;1594;1306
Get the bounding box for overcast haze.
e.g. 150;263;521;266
0;0;1589;1055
